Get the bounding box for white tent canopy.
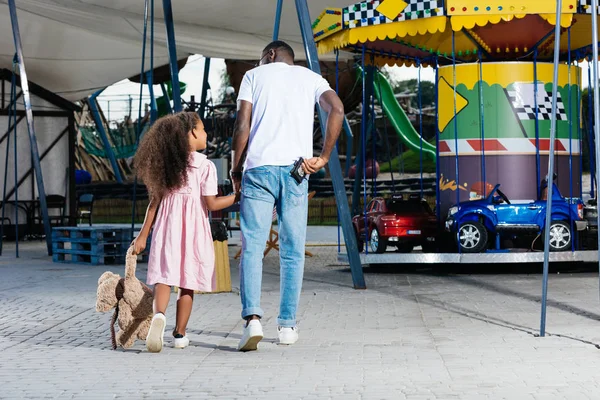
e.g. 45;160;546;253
0;0;352;101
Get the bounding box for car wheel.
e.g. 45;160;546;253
369;228;387;253
548;221;572;252
395;243;414;253
457;221;488;253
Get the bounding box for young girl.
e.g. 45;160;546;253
132;111;238;353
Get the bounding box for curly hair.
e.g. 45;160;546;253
134;111;200;201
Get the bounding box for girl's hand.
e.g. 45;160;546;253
131;236;147;255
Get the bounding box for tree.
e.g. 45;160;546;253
392;79;435;109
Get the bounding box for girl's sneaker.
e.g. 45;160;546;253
173;333;189;349
146;313;166;353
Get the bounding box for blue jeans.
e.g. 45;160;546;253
240;165;308;328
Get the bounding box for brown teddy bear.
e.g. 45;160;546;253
96;246;154;349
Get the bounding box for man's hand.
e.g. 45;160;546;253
302;156;328;174
230;171;242;194
130;235;147;255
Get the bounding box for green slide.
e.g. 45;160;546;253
371;69;436;160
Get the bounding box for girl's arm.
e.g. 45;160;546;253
131;197;161;254
203;193;240;212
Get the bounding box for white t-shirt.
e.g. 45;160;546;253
237;62;333;170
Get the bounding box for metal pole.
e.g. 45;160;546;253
452;30;461;253
479;51;487;197
362;49;368;253
591;0;600;301
435;59;441;224
273;0;284;41
199;58;211;119
567;28;574;251
89;90;123;183
418;60;424;197
8;0;53;255
162;0;182;112
12;65;18;257
534;50;541;199
149;0;156;123
1;64;16;256
295;0;365;289
540;0;563;337
588;62;595;196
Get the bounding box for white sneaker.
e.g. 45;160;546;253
146;313;166;353
173;334;189;349
277;326;299;345
237;320;264;351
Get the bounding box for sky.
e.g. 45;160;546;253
97;54;589;123
96;55;436;123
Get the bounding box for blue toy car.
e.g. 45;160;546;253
445;183;586;253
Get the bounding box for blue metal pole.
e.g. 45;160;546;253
435;59;441;224
336;49;341;253
568;28;574;251
362;48;368;254
273;0;284;41
577;60;583;199
8;0;52;255
591;0;600;302
1;63;16;256
534;50;541;199
149;0;156;123
12;66;18;257
89;91;123;183
199;58;211;119
588;62;595;197
132;0;150;239
418;59;424;198
479;51;487;197
370;54;376;198
146;72;157;124
295;0;365;288
540;0;563;338
452;30;461;253
162;0;182;112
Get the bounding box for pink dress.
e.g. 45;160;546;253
146;152;218;291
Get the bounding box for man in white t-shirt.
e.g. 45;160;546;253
230;41;344;351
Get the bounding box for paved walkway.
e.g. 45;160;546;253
1;228;600;399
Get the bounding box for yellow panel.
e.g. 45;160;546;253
438;62;580;91
446;0;577;15
312;8;343;41
347;16;447;43
376;0;409;20
438;76;469;132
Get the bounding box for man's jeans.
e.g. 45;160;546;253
239;165;308;328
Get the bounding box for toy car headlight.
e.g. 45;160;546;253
448;206;458;216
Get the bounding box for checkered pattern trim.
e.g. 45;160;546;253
579;0;600;14
507;90;567;121
343;0;444;29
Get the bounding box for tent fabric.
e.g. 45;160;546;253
0;0;353;101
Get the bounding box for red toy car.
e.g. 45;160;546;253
352;195;438;253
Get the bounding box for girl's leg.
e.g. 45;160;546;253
153;283;171;314
147;283;171;353
174;288;194;335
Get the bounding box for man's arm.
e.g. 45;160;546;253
230;100;252;191
302;90;345;174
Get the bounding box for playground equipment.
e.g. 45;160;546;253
312;0;600;262
372;68;436;159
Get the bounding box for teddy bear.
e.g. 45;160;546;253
96;246;154;349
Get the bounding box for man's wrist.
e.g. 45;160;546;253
318;155;329;163
230;169;243;179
